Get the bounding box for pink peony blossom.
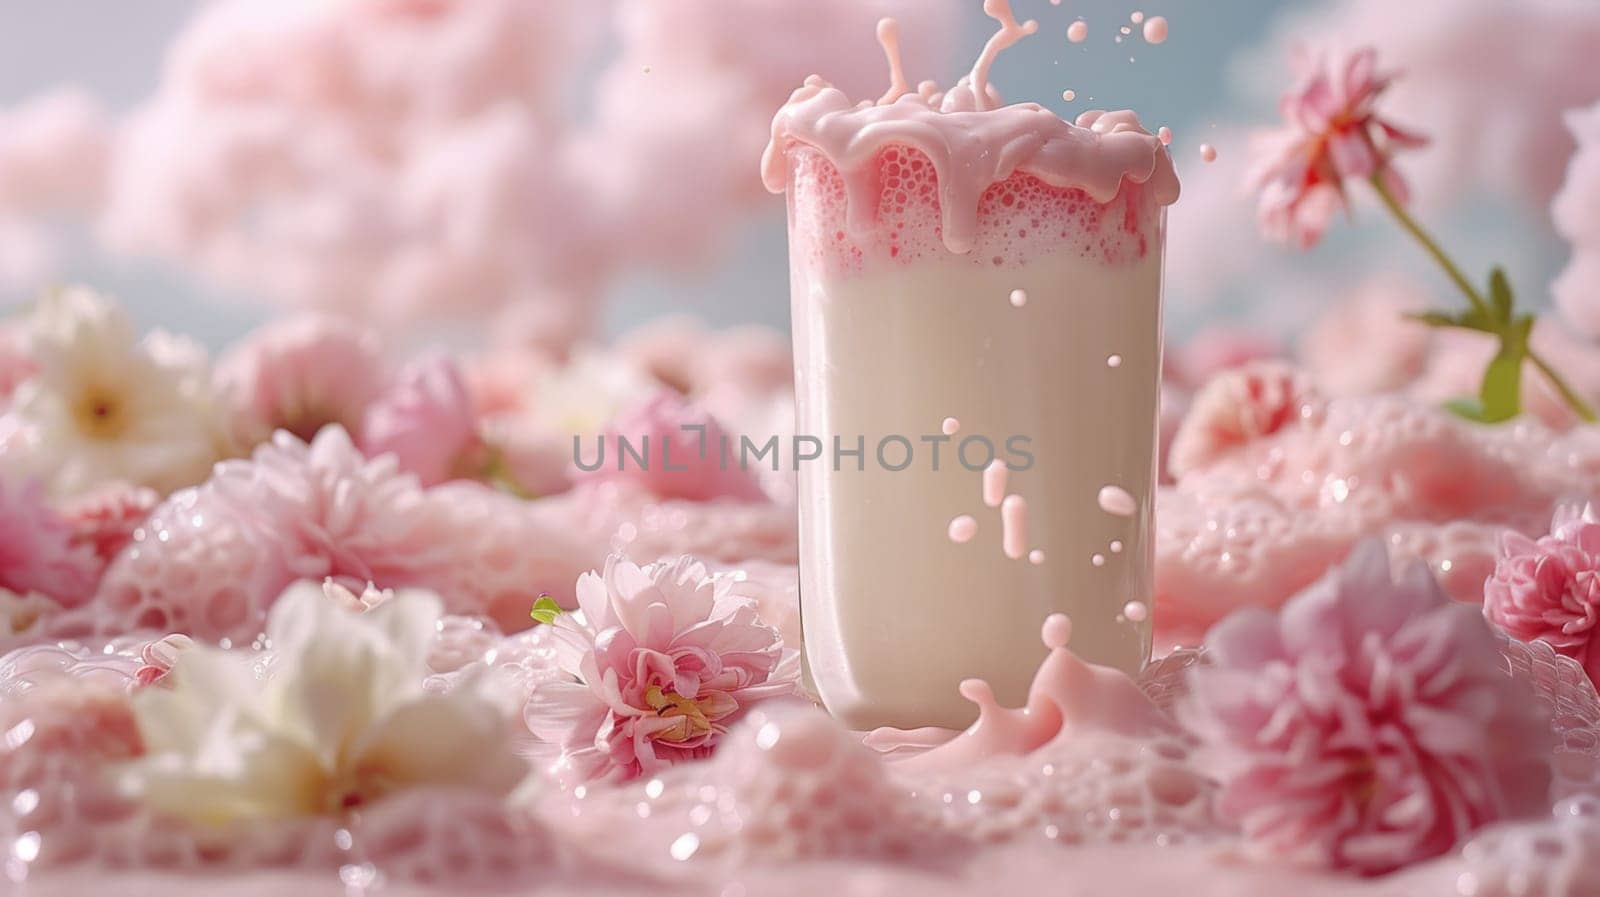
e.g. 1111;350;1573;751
1180;541;1552;875
212;314;390;449
1485;504;1600;684
360;353;483;486
576;391;768;503
58;482;161;567
1251;47;1427;248
1167;360;1323;479
95;425;601;641
525;555;795;783
0;475;100;606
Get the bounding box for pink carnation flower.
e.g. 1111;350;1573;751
59;482;161;566
1485;504;1600;684
212;314;389;449
1251;47;1427;248
576;391;768;503
1167;360;1323;479
0;475;100;606
525;555;794;783
360;353;483;487
1179;542;1551;875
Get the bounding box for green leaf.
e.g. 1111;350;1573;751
1474;350;1523;423
1488;267;1514;325
529;594;564;625
1408;308;1495;334
1444;397;1489;421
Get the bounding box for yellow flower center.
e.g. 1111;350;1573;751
73;383;130;439
644;685;714;744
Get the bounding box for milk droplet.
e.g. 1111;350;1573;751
1110;539;1123;553
1041;613;1072;648
1098;485;1137;517
1123;600;1149;622
1143;16;1168;44
942;416;961;435
1067;20;1087;42
1029;549;1045;565
1091;553;1106;567
1061;89;1076;102
1001;495;1028;560
1009;288;1028;307
1157;126;1172;145
1200;143;1217;162
948;515;978;543
1107;353;1123;368
1131;11;1145;23
1120;25;1131;35
983;459;1009;508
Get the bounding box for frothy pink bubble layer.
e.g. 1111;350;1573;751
765;78;1178;271
788;145;1164;274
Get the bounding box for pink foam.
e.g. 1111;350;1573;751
789;145;1160;275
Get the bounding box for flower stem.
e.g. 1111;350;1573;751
1368;174;1597;424
1530;351;1599;423
1367;175;1492;319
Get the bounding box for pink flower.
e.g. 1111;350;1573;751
95;426;599;641
1167;360;1323;478
1251;47;1428;248
0;475;100;605
360;353;483;486
59;482;161;566
577;391;768;503
212;314;389;449
525;555;794;783
1179;542;1551;875
1485;504;1600;684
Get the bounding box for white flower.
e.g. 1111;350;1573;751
527;348;656;436
1;287;222;497
118;582;529;826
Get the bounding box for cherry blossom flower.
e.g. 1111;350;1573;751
1179;542;1551;875
524;555;795;783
